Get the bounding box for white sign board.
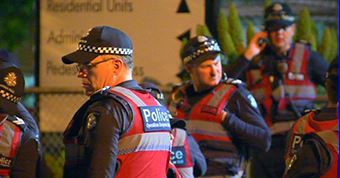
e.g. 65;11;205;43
39;0;205;131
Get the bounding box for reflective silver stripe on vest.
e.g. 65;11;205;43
0;120;21;156
292;43;305;73
187;120;228;137
118;132;171;155
111;86;147;106
207;84;232;107
178;167;194;178
284;85;316;99
172;128;186;146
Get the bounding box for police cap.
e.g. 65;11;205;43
62;26;133;64
181;35;222;65
0;61;24;115
264;2;295;31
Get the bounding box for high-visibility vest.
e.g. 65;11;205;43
170;82;244;172
286;111;338;178
247;43;316;126
0;115;25;177
171;128;194;178
110;86;172;178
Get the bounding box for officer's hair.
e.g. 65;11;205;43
112;55;134;70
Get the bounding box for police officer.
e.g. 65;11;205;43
0;49;54;178
140;81;207;178
0;62;39;178
225;2;329;177
168;35;271;177
62;26;173;178
283;58;338;178
0;49;40;138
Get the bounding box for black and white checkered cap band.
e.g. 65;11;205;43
0;89;21;103
78;43;133;55
183;41;221;64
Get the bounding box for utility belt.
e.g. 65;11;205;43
205;157;245;176
200;140;244;176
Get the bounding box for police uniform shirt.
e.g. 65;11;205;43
185;81;271;151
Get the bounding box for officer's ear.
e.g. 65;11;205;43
112;58;124;74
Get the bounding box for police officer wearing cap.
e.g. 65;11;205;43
0;50;53;178
168;35;271;178
0;62;39;178
0;49;40;140
225;2;329;178
62;26;173;178
140;81;207;178
283;58;338;178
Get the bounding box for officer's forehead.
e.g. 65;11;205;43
196;55;221;65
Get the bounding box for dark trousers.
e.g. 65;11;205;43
248;134;287;178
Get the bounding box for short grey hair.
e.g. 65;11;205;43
112;55;134;70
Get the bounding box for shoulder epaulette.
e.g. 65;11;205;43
6;115;26;131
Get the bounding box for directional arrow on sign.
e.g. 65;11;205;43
177;0;190;13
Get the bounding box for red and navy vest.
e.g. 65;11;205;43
247;43;316;126
169;82;244;172
0;115;25;177
285;111;338;178
171;128;194;178
110;86;172;178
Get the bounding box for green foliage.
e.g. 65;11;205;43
264;0;273;9
329;28;338;60
246;21;256;45
196;24;212;37
228;2;245;55
217;10;237;64
318;28;333;61
296;8;312;42
217;11;230;33
307;33;317;51
219;31;237;64
0;0;35;51
310;19;319;44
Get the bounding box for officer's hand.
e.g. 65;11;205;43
244;31;268;60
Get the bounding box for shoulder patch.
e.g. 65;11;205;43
86;112;100;130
